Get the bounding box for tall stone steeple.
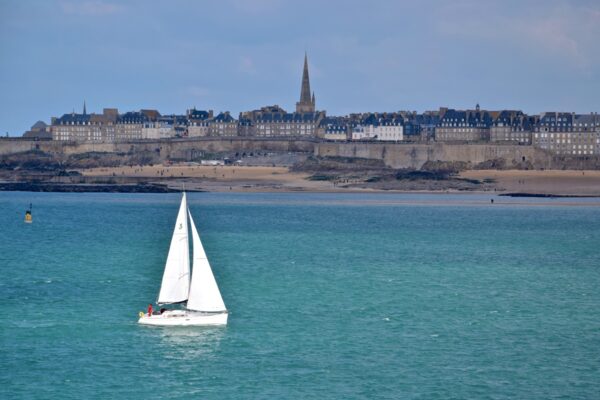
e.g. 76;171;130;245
83;100;87;115
296;53;315;113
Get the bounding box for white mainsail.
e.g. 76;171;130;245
157;193;190;304
186;211;227;312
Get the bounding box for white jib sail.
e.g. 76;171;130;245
157;193;190;304
186;211;227;312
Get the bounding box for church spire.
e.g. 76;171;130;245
296;53;315;113
83;100;87;115
300;53;311;104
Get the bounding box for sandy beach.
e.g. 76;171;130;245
81;165;338;192
460;170;600;196
78;165;600;197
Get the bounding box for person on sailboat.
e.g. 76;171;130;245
148;304;153;317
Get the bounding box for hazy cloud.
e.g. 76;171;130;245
238;56;256;74
435;2;600;70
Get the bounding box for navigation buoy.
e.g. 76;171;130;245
24;203;33;223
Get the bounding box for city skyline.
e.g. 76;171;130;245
1;0;600;136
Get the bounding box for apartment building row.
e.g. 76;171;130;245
46;105;600;155
40;51;600;155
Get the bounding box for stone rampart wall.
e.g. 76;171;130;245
314;142;553;169
3;138;598;169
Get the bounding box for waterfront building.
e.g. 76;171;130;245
319;116;350;141
237;114;255;137
166;114;188;137
91;111;117;141
490;110;533;144
115;111;147;141
22;121;52;140
399;112;420;142
351;113;403;141
435;105;492;142
142;115;186;139
51;105;118;141
51;113;101;141
400;111;439;142
241;105;324;137
140;110;162;139
533;112;600;155
142;121;165;140
351;123;376;141
208;112;237;136
187;108;213;137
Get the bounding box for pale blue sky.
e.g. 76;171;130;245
1;0;599;135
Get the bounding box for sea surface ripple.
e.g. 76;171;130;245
1;192;599;399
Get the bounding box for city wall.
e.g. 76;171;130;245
0;137;315;159
1;137;594;170
314;142;553;169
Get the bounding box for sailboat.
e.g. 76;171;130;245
138;192;228;326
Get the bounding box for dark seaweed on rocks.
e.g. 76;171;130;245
0;182;178;193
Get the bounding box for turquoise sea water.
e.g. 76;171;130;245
1;192;600;399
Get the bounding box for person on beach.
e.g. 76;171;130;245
148;303;153;317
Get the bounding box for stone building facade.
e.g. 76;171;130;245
435;105;492;142
351;113;404;141
22;121;52;139
490;110;533;144
319;116;350;141
142;115;187;139
115;112;147;141
51;107;118;141
533;112;600;155
187;109;213;137
241;105;324;137
208;112;237;136
400;111;438;142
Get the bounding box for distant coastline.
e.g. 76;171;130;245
2;138;599;196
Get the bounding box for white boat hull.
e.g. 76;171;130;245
138;310;228;326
